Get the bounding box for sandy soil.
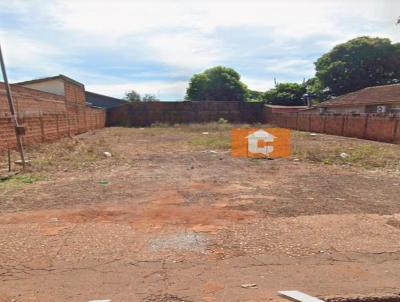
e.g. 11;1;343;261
1;126;400;302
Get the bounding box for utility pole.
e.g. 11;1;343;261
0;43;26;169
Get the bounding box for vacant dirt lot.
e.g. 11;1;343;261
1;124;400;302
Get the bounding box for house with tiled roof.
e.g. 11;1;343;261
317;84;400;114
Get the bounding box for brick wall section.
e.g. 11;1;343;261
365;116;398;143
310;115;325;133
394;120;400;143
286;115;298;129
266;109;400;144
324;115;345;136
64;81;86;104
297;115;311;132
0;117;16;150
0;83;65;117
107;101;265;126
343;115;367;138
0;83;105;153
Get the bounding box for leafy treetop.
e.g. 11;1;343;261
186;66;248;102
263;83;306;106
142;94;160;102
124;90;160;102
124;90;141;102
315;36;400;96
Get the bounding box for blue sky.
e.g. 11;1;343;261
0;0;399;101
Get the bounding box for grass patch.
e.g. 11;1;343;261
0;174;47;190
292;132;400;170
189;134;231;149
151;122;171;128
27;136;115;172
179;122;234;132
338;144;400;169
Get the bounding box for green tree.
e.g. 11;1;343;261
186;66;248;102
315;36;400;96
124;90;141;102
142;94;160;102
263;83;306;106
305;77;331;103
247;90;264;102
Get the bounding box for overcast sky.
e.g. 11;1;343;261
0;0;399;100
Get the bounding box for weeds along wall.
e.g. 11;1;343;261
266;111;400;144
0;83;105;153
107;101;265;126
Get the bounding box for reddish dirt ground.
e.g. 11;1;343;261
1;126;400;302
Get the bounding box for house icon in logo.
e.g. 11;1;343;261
246;129;277;156
231;128;290;158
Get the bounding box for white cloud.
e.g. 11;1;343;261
87;80;188;100
1;0;399;99
50;0;400;40
0;30;63;76
263;59;315;77
241;76;275;92
145;32;222;70
46;0;400;71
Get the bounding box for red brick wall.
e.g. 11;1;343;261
0;83;65;117
394;120;400;143
64;81;86;104
107;101;265;126
286;115;298;129
310;115;325;133
297;115;311;131
343;115;366;138
365;116;398;143
267;110;400;144
0;83;105;153
324;115;345;136
0;117;16;150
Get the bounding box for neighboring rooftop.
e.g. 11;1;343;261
265;104;308;109
265;104;309;113
85;91;128;109
319;84;400;107
15;74;84;87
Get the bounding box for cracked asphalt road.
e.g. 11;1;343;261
1;127;400;302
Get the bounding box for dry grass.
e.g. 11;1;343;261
2;125;400;178
189;134;231;149
292;131;400;171
0;133;117;195
24;134;116;172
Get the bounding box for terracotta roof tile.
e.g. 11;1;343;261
319;84;400;107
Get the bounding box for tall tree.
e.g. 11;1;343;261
124;90;141;102
247;90;264;102
315;36;400;96
186;66;248;102
142;94;160;102
263;83;306;106
305;77;331;103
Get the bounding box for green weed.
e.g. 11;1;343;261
0;174;47;190
189;134;230;149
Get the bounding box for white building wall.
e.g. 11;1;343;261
21;79;65;96
324;106;366;114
